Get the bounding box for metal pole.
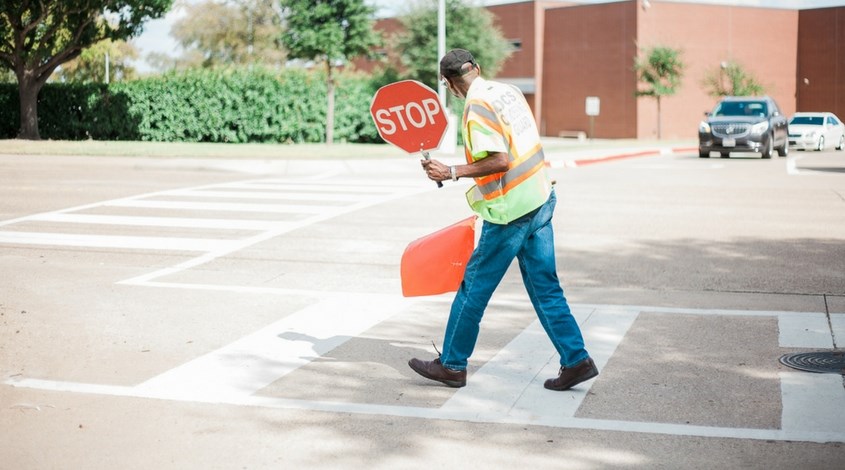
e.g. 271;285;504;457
437;0;446;105
105;51;110;84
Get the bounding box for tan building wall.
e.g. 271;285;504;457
797;7;845;117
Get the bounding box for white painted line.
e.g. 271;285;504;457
778;312;834;348
786;155;800;175
781;371;845;433
163;189;373;202
219;182;404;193
440;307;596;417
118;183;430;285
0;231;237;251
28;213;286;231
105;199;332;214
440;320;557;419
134;295;409;401
7;376;845;443
508;307;639;420
831;314;845;347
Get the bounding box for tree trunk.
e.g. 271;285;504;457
325;61;334;145
656;96;662;140
18;75;42;140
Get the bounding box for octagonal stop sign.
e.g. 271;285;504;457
370;80;448;154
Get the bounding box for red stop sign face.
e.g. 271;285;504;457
370;80;448;154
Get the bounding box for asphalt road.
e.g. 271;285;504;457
1;145;844;469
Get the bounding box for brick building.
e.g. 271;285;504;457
365;0;845;139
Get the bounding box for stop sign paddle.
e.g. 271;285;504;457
370;80;449;187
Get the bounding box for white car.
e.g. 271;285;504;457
788;112;845;151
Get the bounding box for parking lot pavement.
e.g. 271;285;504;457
1;148;844;468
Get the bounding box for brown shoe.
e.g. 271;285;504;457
408;357;467;388
544;357;599;391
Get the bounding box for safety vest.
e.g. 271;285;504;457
462;79;552;224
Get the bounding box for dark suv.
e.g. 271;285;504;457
698;96;789;159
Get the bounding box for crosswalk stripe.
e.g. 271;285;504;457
162;189;374;202
134;295;410;401
27;213;287;230
104;199;336;214
0;231;238;251
219;182;403;193
441;307;639;420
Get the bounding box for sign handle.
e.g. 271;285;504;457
422;151;444;188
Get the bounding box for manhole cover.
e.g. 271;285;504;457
779;351;845;374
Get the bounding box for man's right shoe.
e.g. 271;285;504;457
408;357;467;388
544;357;599;391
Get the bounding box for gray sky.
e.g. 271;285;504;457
130;0;845;73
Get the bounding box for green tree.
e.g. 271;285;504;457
53;39;139;83
169;0;285;70
395;0;512;91
279;0;380;144
0;0;172;139
702;61;765;98
634;45;684;140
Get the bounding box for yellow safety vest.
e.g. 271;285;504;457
462;82;552;224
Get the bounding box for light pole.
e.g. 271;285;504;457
437;0;445;105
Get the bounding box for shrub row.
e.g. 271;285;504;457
0;68;382;143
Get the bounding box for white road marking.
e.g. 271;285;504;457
778;312;834;348
28;213;287;230
161;189;375;202
103;199;332;214
509;307;640;420
134;295;409;402
442;306;639;421
0;231;238;251
7;304;843;443
781;372;845;434
219;181;404;193
831;314;845;347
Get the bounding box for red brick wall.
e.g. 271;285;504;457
797;7;845;118
542;2;639;138
488;2;536;78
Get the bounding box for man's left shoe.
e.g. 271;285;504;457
408;357;467;387
544;357;599;391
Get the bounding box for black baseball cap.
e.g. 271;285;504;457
440;49;477;78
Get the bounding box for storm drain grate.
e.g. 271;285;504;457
779;351;845;374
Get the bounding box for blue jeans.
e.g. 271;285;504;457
440;191;589;371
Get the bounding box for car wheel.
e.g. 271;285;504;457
761;135;773;159
699;150;710;158
817;136;825;152
777;139;789;157
837;135;844;151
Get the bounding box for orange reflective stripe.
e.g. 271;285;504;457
501;159;544;194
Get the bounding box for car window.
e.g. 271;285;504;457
713;101;768;117
831;116;841;126
789;116;823;125
826;116;835;126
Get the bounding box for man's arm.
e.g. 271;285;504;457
421;152;509;183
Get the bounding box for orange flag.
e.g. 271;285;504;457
400;216;477;297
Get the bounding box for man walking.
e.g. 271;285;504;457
409;49;597;391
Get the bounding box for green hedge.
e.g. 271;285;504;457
0;68;382;143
